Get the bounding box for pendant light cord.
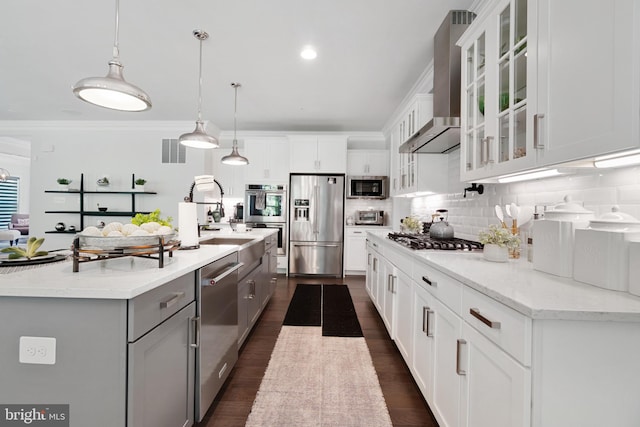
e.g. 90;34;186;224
233;84;238;143
112;0;120;60
197;35;204;121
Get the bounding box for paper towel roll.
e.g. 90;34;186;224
178;202;199;248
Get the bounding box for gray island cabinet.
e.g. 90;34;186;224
0;271;197;427
0;235;262;427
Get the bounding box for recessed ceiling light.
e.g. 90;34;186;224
300;46;317;60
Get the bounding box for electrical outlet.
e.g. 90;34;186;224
19;336;56;365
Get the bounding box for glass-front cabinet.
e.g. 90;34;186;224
391;94;433;196
460;0;638;182
460;0;536;182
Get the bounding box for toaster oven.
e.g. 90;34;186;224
355;210;385;225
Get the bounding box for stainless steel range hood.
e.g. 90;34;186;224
399;10;475;154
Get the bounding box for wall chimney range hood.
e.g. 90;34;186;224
400;10;475;154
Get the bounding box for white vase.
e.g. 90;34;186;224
58;184;69;191
135;184;145;192
483;243;509;262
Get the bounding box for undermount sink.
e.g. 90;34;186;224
200;237;256;246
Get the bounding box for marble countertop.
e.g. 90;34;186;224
0;228;277;300
367;231;640;321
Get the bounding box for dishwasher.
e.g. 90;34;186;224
195;252;243;421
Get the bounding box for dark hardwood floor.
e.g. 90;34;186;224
197;275;439;427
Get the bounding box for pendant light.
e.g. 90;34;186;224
72;0;152;112
179;30;219;149
0;168;10;182
221;82;249;165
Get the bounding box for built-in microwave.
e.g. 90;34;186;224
346;176;388;199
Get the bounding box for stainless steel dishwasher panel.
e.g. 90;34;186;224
196;252;241;421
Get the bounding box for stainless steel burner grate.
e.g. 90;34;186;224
387;233;483;251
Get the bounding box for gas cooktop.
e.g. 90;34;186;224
387;233;483;251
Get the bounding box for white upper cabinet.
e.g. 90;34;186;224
535;0;639;165
459;0;536;182
389;94;448;196
459;0;639;182
347;150;389;176
289;135;347;173
244;137;290;184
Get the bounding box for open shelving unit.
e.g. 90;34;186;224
44;173;157;233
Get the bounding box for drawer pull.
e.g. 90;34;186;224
422;306;433;337
456;339;467;376
422;276;436;287
470;308;501;329
159;291;185;309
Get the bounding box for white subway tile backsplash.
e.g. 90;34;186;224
410;156;640;242
618;185;640;204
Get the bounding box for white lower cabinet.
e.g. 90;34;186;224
365;239;380;309
368;237;530;427
393;268;413;363
367;234;640;427
460;323;531;427
346;227;390;273
378;256;392;332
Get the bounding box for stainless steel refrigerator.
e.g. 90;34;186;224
288;173;345;277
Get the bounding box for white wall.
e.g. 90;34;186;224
410;149;640;242
0;121;211;249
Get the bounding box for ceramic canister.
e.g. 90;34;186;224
533;196;594;277
573;206;640;292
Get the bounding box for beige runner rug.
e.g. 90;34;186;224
245;326;392;427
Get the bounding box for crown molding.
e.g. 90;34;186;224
0;120;221;135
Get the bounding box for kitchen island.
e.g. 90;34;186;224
0;228;277;427
366;231;640;427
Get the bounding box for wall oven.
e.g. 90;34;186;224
245;184;287;223
253;223;286;256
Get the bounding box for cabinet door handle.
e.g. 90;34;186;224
367;253;372;266
373;258;378;272
422;275;436;287
422;306;433;337
486;136;494;164
534;113;545;149
190;316;200;348
159;291;185;309
470;308;501;329
387;274;393;291
456;339;467;375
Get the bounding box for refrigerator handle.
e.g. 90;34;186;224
313;184;320;234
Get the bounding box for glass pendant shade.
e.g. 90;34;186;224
180;29;217;149
0;168;10;181
221;140;249;165
72;0;151;112
221;82;249;165
73;61;151;111
179;121;219;149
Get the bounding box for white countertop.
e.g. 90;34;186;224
367;231;640;321
0;228;277;300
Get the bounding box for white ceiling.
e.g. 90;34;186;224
1;0;475;132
